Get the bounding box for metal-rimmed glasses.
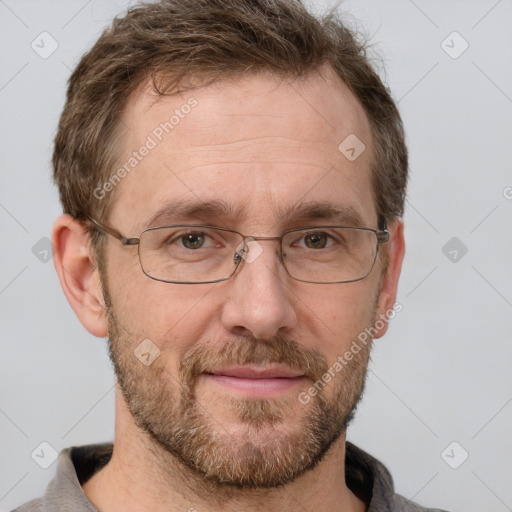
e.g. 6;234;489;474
88;218;389;284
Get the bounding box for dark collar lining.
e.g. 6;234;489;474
71;443;114;485
70;441;386;507
345;441;375;505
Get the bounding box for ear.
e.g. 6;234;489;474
372;219;405;339
52;214;108;338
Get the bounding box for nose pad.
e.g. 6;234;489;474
234;237;264;265
233;251;243;266
233;243;246;266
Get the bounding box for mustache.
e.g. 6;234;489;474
179;335;329;389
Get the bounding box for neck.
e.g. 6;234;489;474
82;387;366;512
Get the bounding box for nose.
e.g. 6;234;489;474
220;239;297;340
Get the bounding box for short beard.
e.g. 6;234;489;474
105;305;371;490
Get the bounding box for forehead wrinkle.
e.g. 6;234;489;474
177;137;333;161
175;161;333;173
168;143;336;174
183;134;320;149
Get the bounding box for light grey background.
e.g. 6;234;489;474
1;1;511;511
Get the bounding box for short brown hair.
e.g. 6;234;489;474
54;0;407;238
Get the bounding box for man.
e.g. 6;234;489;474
13;0;447;510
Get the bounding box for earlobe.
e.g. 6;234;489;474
52;214;108;338
372;219;405;339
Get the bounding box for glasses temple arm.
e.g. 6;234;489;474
376;228;390;243
88;218;139;246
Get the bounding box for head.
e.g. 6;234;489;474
52;0;407;491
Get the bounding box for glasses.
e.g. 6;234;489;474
88;218;389;284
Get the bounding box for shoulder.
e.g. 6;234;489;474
10;497;43;511
391;493;450;512
10;443;112;512
345;442;451;512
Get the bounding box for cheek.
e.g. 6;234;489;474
107;246;379;370
299;282;377;361
111;278;221;359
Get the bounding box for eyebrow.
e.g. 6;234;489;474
275;201;365;228
144;199;242;229
143;199;366;231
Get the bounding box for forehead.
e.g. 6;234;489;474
110;67;376;233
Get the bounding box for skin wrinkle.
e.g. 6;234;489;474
182;134;316;147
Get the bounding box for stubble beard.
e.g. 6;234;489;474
106;309;372;490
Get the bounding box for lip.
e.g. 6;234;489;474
202;365;306;396
208;365;304;379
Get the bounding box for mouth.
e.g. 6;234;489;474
202;365;306;396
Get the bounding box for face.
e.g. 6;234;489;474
100;68;393;489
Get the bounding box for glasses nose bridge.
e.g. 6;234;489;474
240;234;283;253
233;234;284;267
244;234;282;242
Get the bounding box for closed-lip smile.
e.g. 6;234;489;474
203;365;306;396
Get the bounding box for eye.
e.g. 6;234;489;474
303;232;331;249
181;232;207;249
